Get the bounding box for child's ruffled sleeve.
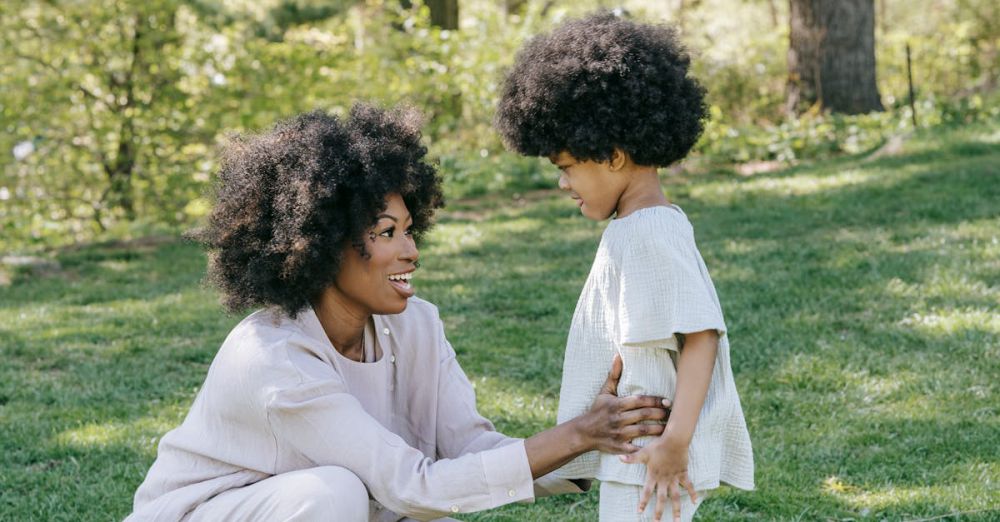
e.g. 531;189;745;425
616;221;726;350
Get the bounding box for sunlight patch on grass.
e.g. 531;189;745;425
55;404;187;453
709;261;757;282
741;169;880;196
977;129;1000;144
855;372;912;404
491;216;546;234
839;480;999;513
898;307;1000;336
691;168;897;203
98;260;131;272
428;222;486;255
719;237;778;256
471;375;558;426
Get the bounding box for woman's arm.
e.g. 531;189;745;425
267;377;534;520
434;336;669;480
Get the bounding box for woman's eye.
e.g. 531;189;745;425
379;227;395;238
404;227;414;236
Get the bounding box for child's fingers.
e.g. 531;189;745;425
681;473;698;503
618;446;647;463
637;479;655;514
669;480;683;522
655;482;669;522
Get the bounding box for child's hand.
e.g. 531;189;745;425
619;436;697;522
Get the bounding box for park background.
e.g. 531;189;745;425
1;0;998;519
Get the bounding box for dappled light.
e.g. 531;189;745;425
2;0;998;518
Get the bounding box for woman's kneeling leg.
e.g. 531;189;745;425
188;466;369;521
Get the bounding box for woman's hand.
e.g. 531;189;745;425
577;354;671;454
619;436;697;522
523;354;670;479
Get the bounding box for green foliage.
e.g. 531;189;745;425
697;93;1000;163
2;0;998;251
1;124;998;520
438;151;550;200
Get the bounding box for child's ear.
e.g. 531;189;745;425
609;148;629;172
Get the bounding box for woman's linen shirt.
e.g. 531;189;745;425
128;297;574;521
555;205;755;491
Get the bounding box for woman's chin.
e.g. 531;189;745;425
376;298;410;316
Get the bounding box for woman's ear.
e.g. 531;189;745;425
609;148;629;171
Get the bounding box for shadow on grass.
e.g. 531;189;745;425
2;125;997;520
0;240;208;311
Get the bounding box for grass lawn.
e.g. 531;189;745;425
1;123;998;521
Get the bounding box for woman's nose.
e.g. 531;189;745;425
400;236;419;263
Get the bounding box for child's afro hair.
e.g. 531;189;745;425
495;11;708;167
191;104;443;318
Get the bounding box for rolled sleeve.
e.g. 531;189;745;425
480;439;535;506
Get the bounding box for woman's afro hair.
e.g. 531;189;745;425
494;11;708;167
191;104;443;318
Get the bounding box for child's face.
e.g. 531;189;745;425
549;151;630;220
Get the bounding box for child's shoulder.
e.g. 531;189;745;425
604;205;694;253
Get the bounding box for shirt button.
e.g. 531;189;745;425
450;505;459;513
389;355;396;363
507;489;516;497
382;328;390;335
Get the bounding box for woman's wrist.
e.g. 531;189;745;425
565;415;595;454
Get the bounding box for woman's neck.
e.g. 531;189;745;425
615;167;669;218
312;287;369;361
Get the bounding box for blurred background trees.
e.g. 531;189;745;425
2;0;998;250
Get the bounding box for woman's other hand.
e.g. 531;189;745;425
578;354;671;454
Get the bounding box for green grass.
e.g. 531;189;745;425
2;123;999;520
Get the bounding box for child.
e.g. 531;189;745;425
495;12;754;522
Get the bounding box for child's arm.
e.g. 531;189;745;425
619;329;718;522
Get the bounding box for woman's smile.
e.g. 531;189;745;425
388;270;415;298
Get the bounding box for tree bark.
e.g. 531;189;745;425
787;0;884;115
426;0;458;30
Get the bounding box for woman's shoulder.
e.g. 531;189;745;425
224;309;302;349
214;309;327;377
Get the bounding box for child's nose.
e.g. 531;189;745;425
558;173;570;191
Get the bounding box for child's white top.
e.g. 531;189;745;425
555;205;754;491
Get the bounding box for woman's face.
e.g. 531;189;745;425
334;193;419;315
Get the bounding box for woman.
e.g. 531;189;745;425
127;105;670;521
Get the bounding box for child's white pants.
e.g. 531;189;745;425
599;480;705;522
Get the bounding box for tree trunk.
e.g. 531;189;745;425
503;0;526;17
787;0;884;115
426;0;458;30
